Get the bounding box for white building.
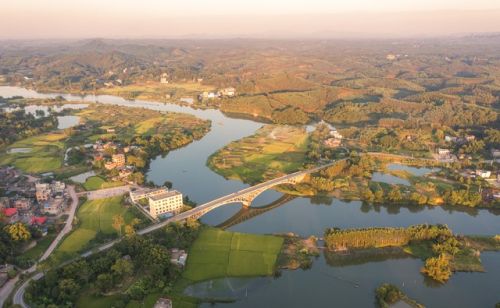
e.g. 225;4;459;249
148;190;183;218
130;187;168;203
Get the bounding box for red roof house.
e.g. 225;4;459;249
3;208;17;217
30;216;47;225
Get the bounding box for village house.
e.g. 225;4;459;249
43;198;64;215
0;197;9;210
160;73;169;84
437;148;451;159
170;248;188;267
148;190;183;219
324;138;342;148
219;87;236;97
491;149;500;158
51;181;65;194
35;183;51;202
476;170;492;179
153;298;172;308
30;216;47;226
13;198;31;212
2;208;19;224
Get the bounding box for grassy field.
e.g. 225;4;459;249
181;228;283;285
54;196;137;258
83;176;125;191
0;132;67;173
208;125;309;184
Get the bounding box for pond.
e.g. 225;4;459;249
1;86;499;308
371;172;411;186
387;163;440;176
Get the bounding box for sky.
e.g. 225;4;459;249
1;0;500;39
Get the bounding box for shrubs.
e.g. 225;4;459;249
421;254;452;283
375;284;404;308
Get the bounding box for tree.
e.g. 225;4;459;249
4;223;31;241
57;278;79;302
112;215;125;236
388;186;402;202
95;273;113;293
111;258;134;278
421;253;452;283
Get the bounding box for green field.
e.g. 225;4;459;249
23;234;56;260
54;197;137;258
181;228;283;284
83;176;125;191
208;125;309;184
0;132;67;173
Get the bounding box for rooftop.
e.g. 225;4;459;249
149;190;182;201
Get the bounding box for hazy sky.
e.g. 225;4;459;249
1;0;500;38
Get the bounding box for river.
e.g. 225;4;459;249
1;86;499;307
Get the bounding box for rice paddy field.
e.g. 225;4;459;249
208;125;309;184
180;228;283;284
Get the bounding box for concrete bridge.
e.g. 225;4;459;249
216;194;297;229
138;161;338;235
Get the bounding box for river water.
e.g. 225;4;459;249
1;86;499;307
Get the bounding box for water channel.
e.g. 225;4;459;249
1;86;499;307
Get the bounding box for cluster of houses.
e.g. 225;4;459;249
323;125;343;148
92;139;137;181
198;87;236;101
0;167;68;231
130;187;184;219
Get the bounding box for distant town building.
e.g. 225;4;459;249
148;190;183;219
476;170;492;179
491;149;500;158
386;54;397;60
130;187;169;203
324;138;342;148
219;87;236;97
153;298;172;308
160;73;169;84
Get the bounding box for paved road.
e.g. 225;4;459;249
85;185;131;200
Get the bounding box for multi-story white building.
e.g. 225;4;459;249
148;190;183;219
130;187;168;203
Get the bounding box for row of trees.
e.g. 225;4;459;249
324;224;452;251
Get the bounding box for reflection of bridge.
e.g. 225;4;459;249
138;161;338;235
216;194;297;229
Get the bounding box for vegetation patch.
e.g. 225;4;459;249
208;125;309;184
375;283;424;308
